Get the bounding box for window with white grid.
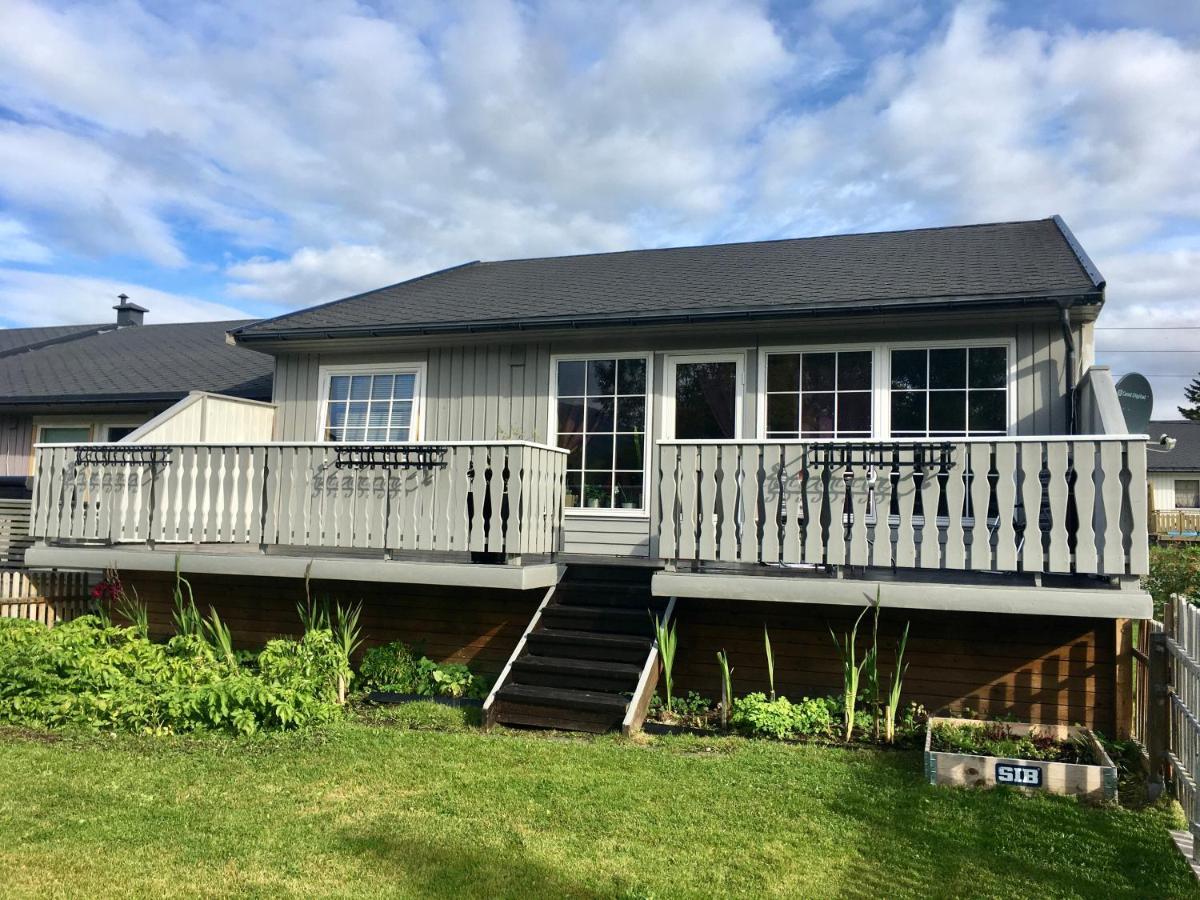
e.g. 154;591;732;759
322;370;420;442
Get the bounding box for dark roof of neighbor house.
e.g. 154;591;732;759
0;322;111;358
0;320;273;406
1149;420;1200;472
233;216;1104;342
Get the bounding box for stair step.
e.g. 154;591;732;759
511;655;643;692
491;699;623;734
526;628;652;664
553;588;662;610
539;604;654;635
497;683;629;714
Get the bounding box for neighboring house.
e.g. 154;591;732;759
1148;419;1200;541
27;217;1153;735
0;299;274;565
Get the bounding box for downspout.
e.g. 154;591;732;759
1057;301;1077;435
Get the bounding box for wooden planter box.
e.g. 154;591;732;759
924;717;1118;803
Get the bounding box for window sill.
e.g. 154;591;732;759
564;508;651;520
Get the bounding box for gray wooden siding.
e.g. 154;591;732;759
267;312;1083;559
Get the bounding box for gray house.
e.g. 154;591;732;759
27;217;1151;734
1148;419;1200;540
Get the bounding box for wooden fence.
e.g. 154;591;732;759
0;568;92;625
656;436;1149;577
0;498;33;566
1152;510;1200;542
31;441;567;558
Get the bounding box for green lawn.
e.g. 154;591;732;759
0;706;1195;899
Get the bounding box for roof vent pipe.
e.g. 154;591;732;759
113;293;148;327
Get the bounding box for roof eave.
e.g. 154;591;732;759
232;288;1104;346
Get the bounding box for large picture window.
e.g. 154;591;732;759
556;357;647;511
889;346;1008;437
322;369;421;442
765;350;872;438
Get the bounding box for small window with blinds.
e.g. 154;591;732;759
321;369;422;442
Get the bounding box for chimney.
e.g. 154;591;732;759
113;293;148;327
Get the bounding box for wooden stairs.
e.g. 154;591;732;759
484;565;671;734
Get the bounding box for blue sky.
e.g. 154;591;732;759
0;0;1197;416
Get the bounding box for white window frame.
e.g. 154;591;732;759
549;351;653;519
754;338;1017;439
881;337;1017;438
315;362;427;443
756;342;882;440
663;351;746;441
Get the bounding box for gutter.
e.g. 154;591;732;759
1058;301;1078;434
231;289;1103;346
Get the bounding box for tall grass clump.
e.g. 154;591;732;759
830;606;869;742
652;612;678;713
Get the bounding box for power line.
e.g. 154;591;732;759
1096;326;1200;330
1095;349;1200;352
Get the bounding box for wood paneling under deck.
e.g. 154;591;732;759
122;571;542;675
669;599;1116;732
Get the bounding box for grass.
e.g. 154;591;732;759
0;709;1195;899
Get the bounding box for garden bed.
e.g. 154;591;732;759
924;716;1118;803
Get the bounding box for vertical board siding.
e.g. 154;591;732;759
0;414;34;477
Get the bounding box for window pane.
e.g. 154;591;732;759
346;402;369;427
615;434;642;469
326;403;347;429
558;360;586;396
930;348;966;389
557;433;583;469
105;426;137;442
367;427;388;441
40;426;91;443
1176;480;1200;509
618;358;646;394
557;398;584;433
839;351;872;390
767;354;801;392
616;396;645;432
969;347;1007;389
586;397;614;432
801;392;835;435
368;405;390;428
968;391;1006;432
891;350;926;390
587;359;616;396
891;391;925;432
391;402;412;430
328;375;351;401
388;426;410;441
349;375;372;400
673;361;737;439
615;472;644;509
582;472;613;508
392;373;416;400
838;393;871;433
767;394;799;435
584;434;614;470
802;353;836;391
370;375;394;399
930;390;966;431
564;471;582;508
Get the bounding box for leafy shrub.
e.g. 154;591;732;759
730;693;837;740
359;641;489;699
0;616;344;736
1144;544;1200;618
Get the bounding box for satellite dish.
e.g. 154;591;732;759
1115;373;1153;434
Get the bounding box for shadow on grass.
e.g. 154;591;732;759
334;828;606;899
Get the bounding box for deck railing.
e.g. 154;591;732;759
31;441;567;558
656;436;1149;577
1151;509;1200;542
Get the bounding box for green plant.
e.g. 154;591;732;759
730;693;836;740
1144;544;1200;619
202;607;237;668
716;649;734;730
930;721;1094;765
330;601;363;703
359;641;424;693
171;554;201;637
830;605;869;742
864;591;881;740
884;621;910;743
652;612;677;713
112;584;149;639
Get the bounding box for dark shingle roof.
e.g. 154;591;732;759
0;323;108;357
233;217;1103;341
1149;420;1200;472
0;320;273;405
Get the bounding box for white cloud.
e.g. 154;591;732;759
0;269;251;327
0;218;51;264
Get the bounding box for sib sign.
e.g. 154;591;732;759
1115;373;1154;434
